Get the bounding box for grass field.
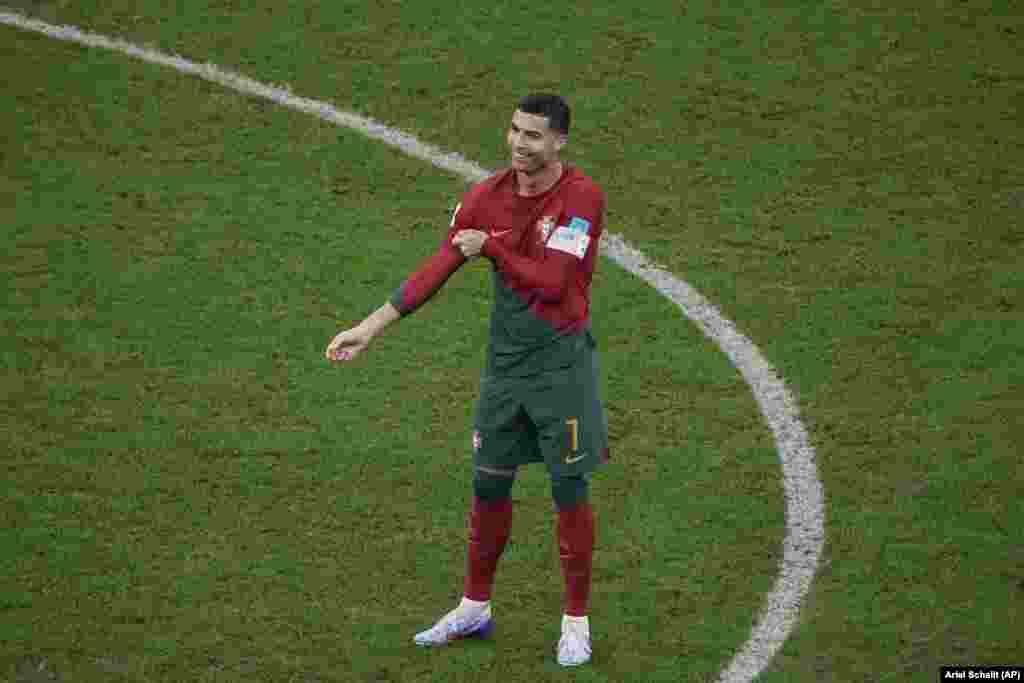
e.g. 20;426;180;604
2;1;1022;682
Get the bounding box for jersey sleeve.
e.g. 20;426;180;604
480;181;604;303
388;199;472;317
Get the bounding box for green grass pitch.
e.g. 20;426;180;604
2;2;1021;681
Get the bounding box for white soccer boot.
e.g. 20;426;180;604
557;614;592;666
413;599;494;647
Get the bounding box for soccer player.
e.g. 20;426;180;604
325;93;608;667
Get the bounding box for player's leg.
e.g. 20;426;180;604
415;377;537;647
525;350;607;666
552;473;594;616
463;464;517;604
464;401;539;608
413;464;516;647
552;473;595;666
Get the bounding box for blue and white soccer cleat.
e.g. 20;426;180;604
413;603;494;647
557;615;591;666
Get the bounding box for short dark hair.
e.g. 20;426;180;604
517;93;570;135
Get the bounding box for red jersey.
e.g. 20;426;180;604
390;165;605;376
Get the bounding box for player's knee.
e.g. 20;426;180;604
473;466;516;502
551;474;589;510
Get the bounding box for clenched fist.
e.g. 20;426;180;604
452;229;489;259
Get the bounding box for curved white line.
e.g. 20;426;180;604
1;10;825;681
602;235;824;681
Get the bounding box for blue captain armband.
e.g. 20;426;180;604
567;216;591;234
548;220;591;259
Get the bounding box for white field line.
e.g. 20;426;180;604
2;10;825;682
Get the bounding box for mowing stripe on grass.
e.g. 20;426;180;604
1;10;825;681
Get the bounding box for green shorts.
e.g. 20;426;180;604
472;347;608;478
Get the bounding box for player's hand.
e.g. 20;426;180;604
325;325;373;363
452;229;488;260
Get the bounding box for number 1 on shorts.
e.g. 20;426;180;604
566;417;578;452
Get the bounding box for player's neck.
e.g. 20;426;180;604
515;161;563;197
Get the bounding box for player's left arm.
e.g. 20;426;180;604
480;186;604;303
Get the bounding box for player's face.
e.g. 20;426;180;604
507;110;565;175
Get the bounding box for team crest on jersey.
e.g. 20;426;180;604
472;430;482;452
536;216;556;242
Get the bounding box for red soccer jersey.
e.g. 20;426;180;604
390;165;605;376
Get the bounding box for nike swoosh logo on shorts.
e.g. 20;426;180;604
565;452;587;464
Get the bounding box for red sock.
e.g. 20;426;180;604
557;501;595;617
463;496;513;601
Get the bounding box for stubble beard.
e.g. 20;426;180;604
513;152;556;177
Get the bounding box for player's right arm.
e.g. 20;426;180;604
324;301;400;361
325;199;474;363
388;213;468;317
